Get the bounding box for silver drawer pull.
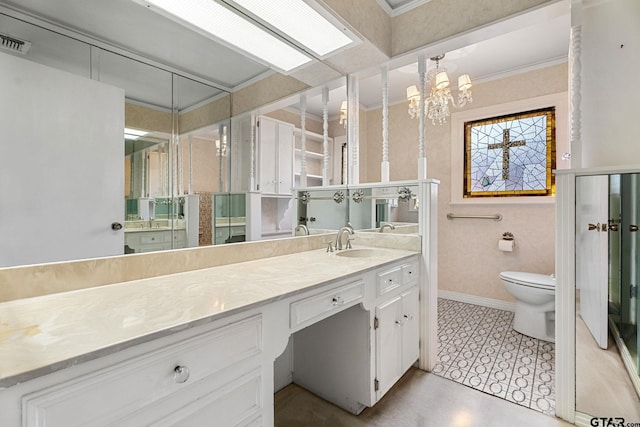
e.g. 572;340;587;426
395;319;404;326
174;365;190;383
332;296;344;306
404;314;413;321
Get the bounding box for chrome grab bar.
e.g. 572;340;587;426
446;213;503;221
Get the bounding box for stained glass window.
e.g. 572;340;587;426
464;107;555;197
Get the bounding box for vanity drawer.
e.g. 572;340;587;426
140;232;164;244
377;266;402;296
290;280;365;329
402;261;419;285
23;316;262;427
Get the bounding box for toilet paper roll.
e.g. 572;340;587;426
498;239;514;252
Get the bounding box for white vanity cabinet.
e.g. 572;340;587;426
9;315;264;427
375;285;419;400
290;256;420;414
0;250;422;427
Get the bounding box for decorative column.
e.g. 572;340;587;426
347;74;359;185
177;137;184;196
218;123;225;192
322;87;330;186
381;65;390;183
568;0;582;169
300;94;307;188
250;113;256;191
418;54;427;179
188;135;193;195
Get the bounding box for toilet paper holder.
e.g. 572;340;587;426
502;232;514;241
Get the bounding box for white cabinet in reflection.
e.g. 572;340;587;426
257;116;293;196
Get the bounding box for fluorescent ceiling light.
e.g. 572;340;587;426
228;0;354;57
124;128;149;140
136;0;312;72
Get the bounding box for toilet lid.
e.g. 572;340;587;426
500;271;555;289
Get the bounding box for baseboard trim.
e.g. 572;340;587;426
438;290;516;312
574;412;593;427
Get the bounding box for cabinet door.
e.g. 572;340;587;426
1;53;124;267
258;117;278;194
375;295;403;400
401;286;420;371
277;123;294;195
258;117;294;195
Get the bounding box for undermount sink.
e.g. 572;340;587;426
335;248;383;258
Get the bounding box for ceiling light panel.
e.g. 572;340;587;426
134;0;312;72
228;0;354;57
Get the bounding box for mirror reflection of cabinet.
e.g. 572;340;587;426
258;116;294;196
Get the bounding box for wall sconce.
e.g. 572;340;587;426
339;100;347;128
215;137;227;157
406;85;420;119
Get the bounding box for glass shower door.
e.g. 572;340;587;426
620;174;639;373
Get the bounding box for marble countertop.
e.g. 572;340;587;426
0;246;418;387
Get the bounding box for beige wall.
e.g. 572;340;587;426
391;0;552;56
125;102;172;133
363;63;568;302
232;73;310;117
179;137;220;193
179;95;231;134
322;0;391;56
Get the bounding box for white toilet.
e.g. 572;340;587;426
500;271;556;342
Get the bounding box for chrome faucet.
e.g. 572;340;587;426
379;222;396;233
295;224;309;236
335;226;354;250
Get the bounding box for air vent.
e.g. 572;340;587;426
0;33;31;54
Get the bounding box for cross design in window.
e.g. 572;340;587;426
488;129;526;180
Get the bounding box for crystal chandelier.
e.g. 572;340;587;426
406;54;473;125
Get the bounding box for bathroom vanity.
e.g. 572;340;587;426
0;245;420;426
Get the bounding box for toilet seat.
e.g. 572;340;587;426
499;271;555;290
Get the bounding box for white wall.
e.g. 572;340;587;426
580;0;640;168
0;53;124;267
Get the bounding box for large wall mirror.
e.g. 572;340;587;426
0;12;232;267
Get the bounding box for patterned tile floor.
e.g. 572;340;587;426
432;298;556;415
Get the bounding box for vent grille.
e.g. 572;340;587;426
0;33;31;54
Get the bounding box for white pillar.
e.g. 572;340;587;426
300;94;308;188
218;123;225;192
418;54;428;179
188;135;193;194
568;0;582;169
250;113;256;191
322;87;330;186
347;74;359;185
381;65;390;183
